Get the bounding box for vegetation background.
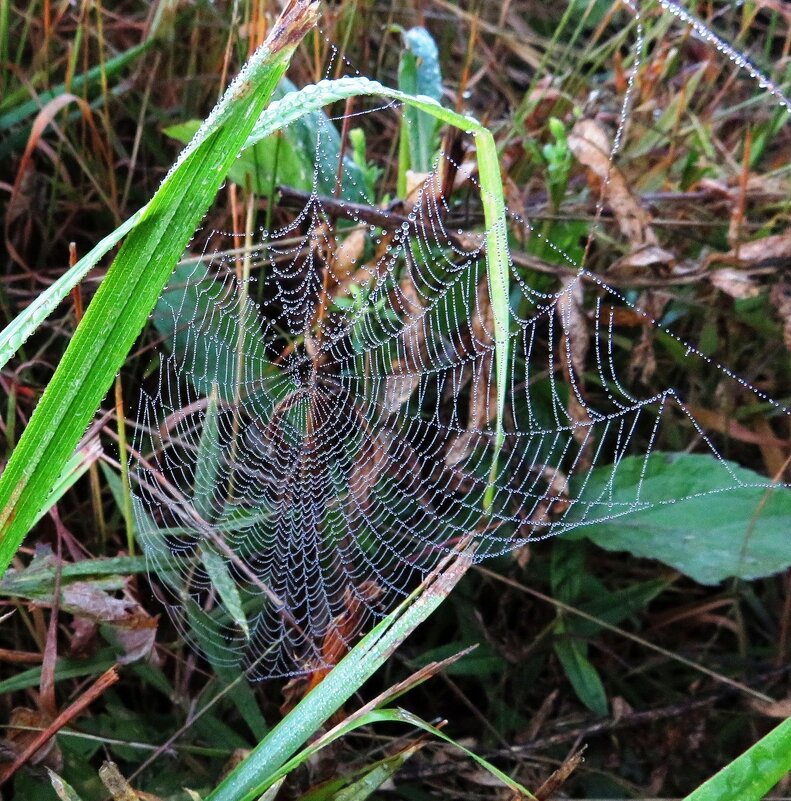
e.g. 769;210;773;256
0;0;790;799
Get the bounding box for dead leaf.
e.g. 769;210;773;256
709;268;761;299
685;404;790;450
383;360;421;412
332;227;366;282
556;277;587;379
749;695;791;719
349;431;389;511
45;581;158;665
627;291;669;385
608;244;675;279
445;278;497;466
771;282;791;352
383;262;427;411
709;233;791;267
405;169;430;203
99;761;139;801
4;708;61;771
568;118;659;249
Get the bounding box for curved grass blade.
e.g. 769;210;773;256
248;75;511;509
0;0;320;576
205;552;472;801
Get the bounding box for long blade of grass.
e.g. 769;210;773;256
205;552;473;801
0;68;508;575
683;716;791;801
249;708;533;800
0;0;320;576
0;41;151;130
0;209;143;371
247;75;511;509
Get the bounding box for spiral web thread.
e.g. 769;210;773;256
130;1;791;679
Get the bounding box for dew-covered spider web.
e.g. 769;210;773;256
130;0;791;679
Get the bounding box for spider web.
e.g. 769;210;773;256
130;1;791;679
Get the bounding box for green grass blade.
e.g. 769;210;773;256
683;716;791;801
0;209;143;371
0;0;319;577
0;41;151;129
248;76;511;510
205;554;472;801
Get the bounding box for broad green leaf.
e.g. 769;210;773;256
0;0;320;576
553;619;608;716
567;453;791;585
164;119;312;194
398;27;443;174
684;716;791;801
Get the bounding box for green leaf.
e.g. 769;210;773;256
331;745;420;801
47;770;86;801
0;1;319;576
0;649;117;694
553;619;608;716
567;453;791;585
164;77;369;200
297;746;420;801
683;716;791;801
398;27;443;173
201;547;250;640
0;41;150;131
265;708;533;801
0;550;149;598
164;119;312;195
194;388;221;522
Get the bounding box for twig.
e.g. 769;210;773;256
0;665;119;784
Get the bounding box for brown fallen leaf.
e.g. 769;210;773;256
99;761;140;801
709;268;762;299
749;695;791;719
41;581;158;665
383;259;427;412
332;227;366;283
445;277;497;466
556;277;587;380
685;404;791;450
4;708;61;772
709;233;791;267
568;118;663;251
607;244;676;279
770;282;791;352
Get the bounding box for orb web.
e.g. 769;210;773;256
130;0;791;679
